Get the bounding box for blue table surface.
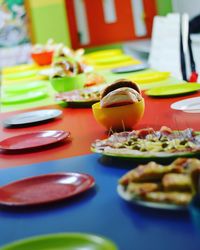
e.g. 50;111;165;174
0;153;200;250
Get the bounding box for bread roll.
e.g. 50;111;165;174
100;87;142;108
101;79;141;99
100;79;142;108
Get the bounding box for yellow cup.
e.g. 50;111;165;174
92;99;145;131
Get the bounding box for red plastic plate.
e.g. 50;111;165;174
0;172;95;206
0;130;70;151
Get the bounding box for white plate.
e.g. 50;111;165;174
3;109;62;127
117;185;187;211
171;97;200;113
39;68;55;77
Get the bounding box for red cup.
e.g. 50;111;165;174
31;51;53;66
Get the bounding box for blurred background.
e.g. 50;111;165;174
0;0;200;71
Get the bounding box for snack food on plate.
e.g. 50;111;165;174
100;79;142;108
50;58;94;92
119;161;182;185
53;44;85;61
31;39;55;54
50;60;85;78
126;182;160;196
162;173;191;191
188;159;200;193
55;86;103;103
32;40;85;59
84;73;105;87
118;157;200;206
92;126;200;157
31;39;55;65
144;192;192;206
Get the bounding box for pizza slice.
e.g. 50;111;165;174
92;127;200;156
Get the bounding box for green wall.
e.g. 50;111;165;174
31;3;71;46
156;0;173;16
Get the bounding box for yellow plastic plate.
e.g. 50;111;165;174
129;72;170;84
2;64;38;74
145;83;200;97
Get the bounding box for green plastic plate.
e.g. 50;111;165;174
1;233;118;250
4;81;47;94
1;91;48;105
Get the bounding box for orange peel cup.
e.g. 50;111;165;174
92;99;145;131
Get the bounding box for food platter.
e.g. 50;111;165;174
117;185;188;210
117;157;199;210
91;146;200;159
91;127;200;159
56;85;106;107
